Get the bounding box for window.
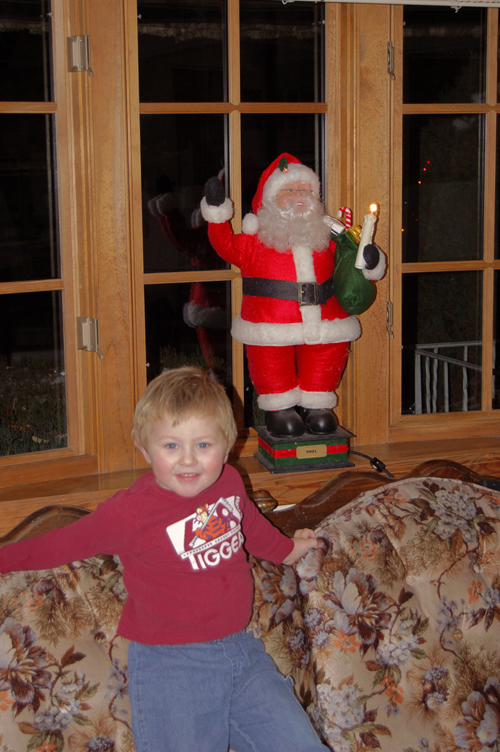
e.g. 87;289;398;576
0;1;80;466
390;5;500;441
0;0;140;484
135;0;326;429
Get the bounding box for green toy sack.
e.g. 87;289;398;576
332;230;376;315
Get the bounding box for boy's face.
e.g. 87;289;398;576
138;413;229;498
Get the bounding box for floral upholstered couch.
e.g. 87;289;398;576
0;554;133;752
249;475;500;752
2;473;500;752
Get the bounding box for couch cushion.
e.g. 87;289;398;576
249;476;500;752
0;554;134;752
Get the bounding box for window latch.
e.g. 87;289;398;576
67;35;94;77
386;301;395;339
77;317;104;359
387;42;395;80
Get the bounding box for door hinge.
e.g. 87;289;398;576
387;41;395;80
386;301;395;339
77;317;104;359
67;35;94;77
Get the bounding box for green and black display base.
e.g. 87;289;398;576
254;425;354;474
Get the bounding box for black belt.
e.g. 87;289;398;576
242;276;334;306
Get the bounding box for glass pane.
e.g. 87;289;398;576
241;113;323;213
497;13;500;101
402;114;484;263
0;1;53;102
141;114;229;273
494;270;500;409
495;114;500;260
0;290;66;456
403;6;486;104
145;282;232;387
401;271;482;414
240;0;324;103
0;114;59;281
137;0;226;103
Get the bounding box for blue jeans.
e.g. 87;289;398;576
128;630;327;752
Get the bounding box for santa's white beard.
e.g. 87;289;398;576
257;195;331;252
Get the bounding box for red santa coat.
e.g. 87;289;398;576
207;220;361;349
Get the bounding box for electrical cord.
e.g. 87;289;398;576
348;454;500;486
349;450;395;479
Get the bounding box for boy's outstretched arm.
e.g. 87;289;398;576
282;528;319;566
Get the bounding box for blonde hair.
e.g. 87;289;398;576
132;367;237;452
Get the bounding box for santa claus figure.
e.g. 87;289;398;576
200;153;386;438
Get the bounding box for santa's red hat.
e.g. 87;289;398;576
242;153;321;235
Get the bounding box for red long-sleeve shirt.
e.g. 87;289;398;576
0;465;293;645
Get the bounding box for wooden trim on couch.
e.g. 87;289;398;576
1;459;498;545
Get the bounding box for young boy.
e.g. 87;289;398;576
0;367;328;752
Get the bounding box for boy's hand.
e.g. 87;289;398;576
282;528;319;566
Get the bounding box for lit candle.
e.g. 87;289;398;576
355;203;379;269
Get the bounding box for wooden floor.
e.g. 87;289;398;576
0;435;499;537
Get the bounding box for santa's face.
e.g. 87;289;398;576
257;179;328;252
276;181;312;212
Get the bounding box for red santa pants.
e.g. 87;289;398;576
246;342;350;410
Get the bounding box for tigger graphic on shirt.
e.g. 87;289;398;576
166;496;244;571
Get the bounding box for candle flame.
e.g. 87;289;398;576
369;203;379;215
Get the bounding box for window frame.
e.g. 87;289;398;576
388;5;500;443
0;0;142;486
0;0;97;484
332;2;393;447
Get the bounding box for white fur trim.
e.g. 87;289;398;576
362;248;387;281
321;315;361;343
200;196;234;224
300;305;322;345
231;314;361;346
156;192;179;215
148;197;160;217
257;387;302;411
183;302;227;330
148;192;179;217
298;391;338;410
290;245;324;343
262;163;320;204
190;207;204;228
242;213;259;235
291;245;316;283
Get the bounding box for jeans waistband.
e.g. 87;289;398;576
205;629;249;644
131;629;250;650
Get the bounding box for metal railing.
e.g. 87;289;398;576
410;341;497;414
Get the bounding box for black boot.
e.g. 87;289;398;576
264;408;305;438
297;407;337;435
